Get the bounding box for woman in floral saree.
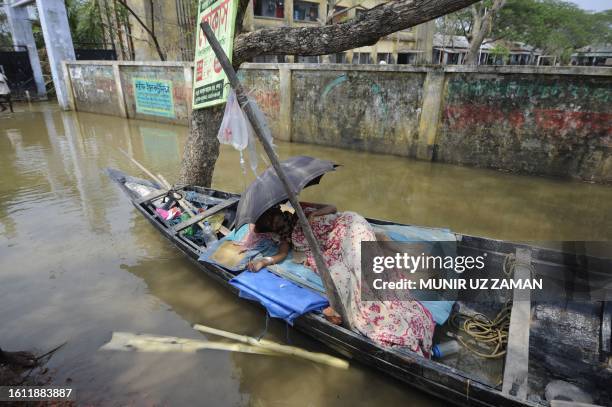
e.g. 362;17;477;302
242;204;435;357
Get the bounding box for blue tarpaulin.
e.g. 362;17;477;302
230;268;329;325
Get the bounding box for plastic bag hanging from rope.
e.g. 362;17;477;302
217;90;274;176
217;90;249;150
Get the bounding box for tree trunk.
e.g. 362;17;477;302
179;106;224;186
464;0;506;65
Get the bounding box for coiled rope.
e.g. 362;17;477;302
448;253;525;359
450;301;512;359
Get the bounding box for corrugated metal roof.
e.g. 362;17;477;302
433;34;541;54
573;44;612;56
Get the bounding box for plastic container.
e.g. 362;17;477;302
432;340;461;359
202;221;218;245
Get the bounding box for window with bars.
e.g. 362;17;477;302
352;52;372;64
377;53;392;64
176;0;197;61
254;0;285;18
294;0;319;21
296;55;320;63
252;55;287;63
331;53;347;63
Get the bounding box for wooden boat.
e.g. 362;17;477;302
107;168;611;407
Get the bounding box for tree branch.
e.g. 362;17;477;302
482;34;506;44
235;0;251;34
116;0;166;61
464;0;506;64
459;17;469;38
232;0;482;65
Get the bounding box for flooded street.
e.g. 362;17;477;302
1;102;611;406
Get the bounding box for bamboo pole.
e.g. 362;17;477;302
119;148;225;234
100;331;348;369
200;22;351;330
193;324;349;369
100;332;278;355
157;173;172;189
119;148;165;186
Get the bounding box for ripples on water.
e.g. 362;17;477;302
0;103;610;405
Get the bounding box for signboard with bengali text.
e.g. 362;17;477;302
192;0;238;109
133;78;175;118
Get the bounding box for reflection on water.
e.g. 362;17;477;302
0;102;610;405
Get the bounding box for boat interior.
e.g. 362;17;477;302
111;169;612;406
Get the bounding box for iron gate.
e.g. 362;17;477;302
0;46;37;99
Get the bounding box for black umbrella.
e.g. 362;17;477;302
235;155;338;229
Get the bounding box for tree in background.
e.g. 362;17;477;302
0;9;11;48
463;0;505;64
435;0;507;65
115;0;165;61
488;42;509;63
180;0;484;186
66;0;106;46
494;0;611;63
439;0;611;65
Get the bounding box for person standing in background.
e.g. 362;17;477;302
0;71;13;113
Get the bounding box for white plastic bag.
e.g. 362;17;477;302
217;90;249;151
217;90;275;176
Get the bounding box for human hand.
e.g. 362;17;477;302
247;258;269;272
308;212;317;223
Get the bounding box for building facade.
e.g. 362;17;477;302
432;34;548;66
571;44;612;67
243;0;435;64
109;0;435;63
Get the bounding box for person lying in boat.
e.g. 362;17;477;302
241;204;436;357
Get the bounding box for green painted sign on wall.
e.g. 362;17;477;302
133;78;175;118
192;0;238;110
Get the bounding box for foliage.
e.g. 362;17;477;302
439;0;612;62
495;0;609;58
0;9;11;47
487;43;509;63
490;43;509;58
65;0;105;47
436;0;496;42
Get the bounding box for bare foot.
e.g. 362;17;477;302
323;307;342;325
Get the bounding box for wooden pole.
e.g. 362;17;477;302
100;332;278;355
502;248;532;399
119;148;227;234
193;324;349;368
200;21;351;330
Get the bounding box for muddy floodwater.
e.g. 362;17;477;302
1;103;611;406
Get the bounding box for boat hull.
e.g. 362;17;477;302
108;169;610;407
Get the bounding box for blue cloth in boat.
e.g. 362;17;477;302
230;268;329;325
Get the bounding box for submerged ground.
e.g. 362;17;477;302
1;103;611;405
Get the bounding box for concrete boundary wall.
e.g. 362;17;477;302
63;61;612;183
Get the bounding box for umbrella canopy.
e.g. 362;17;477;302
235;156;338;229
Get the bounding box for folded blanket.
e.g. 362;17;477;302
230;269;329;325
